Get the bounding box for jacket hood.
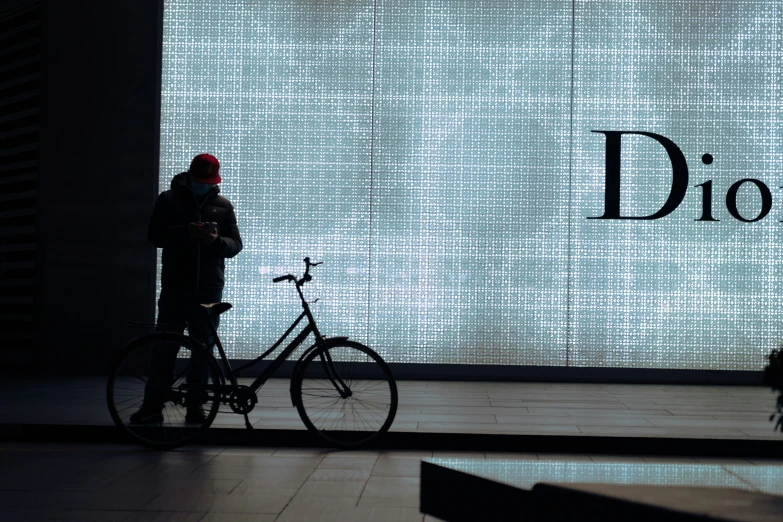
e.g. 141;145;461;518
171;171;221;196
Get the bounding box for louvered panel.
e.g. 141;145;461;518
0;0;39;367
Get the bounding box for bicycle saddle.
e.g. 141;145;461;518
199;302;233;317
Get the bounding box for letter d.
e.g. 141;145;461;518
588;131;689;220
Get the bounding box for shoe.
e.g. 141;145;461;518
185;408;207;424
129;405;163;424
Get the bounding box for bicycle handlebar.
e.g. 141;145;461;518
272;258;322;286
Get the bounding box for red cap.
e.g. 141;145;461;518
189;154;222;184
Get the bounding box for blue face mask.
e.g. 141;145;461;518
192;181;215;196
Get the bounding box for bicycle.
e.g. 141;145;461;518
106;257;398;450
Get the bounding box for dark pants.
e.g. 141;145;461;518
144;288;223;408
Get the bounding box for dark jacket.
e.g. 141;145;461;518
148;172;243;291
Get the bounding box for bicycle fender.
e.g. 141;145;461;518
288;336;350;407
323;336;349;344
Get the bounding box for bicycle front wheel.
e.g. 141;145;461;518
292;340;398;448
106;333;222;450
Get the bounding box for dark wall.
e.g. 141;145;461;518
36;0;163;374
0;0;41;370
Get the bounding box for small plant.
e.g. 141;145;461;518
762;348;783;432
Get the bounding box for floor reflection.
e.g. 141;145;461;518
427;459;783;495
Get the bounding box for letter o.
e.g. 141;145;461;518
725;178;772;222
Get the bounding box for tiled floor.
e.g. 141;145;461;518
1;377;780;440
1;442;781;521
0;442;439;521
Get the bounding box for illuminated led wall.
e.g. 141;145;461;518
159;0;782;370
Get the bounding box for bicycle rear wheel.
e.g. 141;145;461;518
106;333;221;450
292;340;398;448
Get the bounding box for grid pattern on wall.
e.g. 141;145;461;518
570;1;782;369
159;0;782;370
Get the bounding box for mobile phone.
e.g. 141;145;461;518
205;222;217;233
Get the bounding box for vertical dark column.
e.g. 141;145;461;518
565;0;576;366
37;0;163;375
0;0;41;372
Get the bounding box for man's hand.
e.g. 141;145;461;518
189;222;218;245
200;227;218;245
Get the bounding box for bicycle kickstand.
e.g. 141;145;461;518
244;414;253;430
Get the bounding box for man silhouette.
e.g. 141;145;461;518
130;153;243;423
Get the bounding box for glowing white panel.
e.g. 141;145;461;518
160;1;375;355
160;0;782;370
571;0;783;369
369;1;571;364
429;459;783;495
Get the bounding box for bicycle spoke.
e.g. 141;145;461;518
315;398;344;428
115;398;145;417
353;398;388;418
352;400;386;428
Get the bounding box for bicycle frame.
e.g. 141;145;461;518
198;268;349;399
